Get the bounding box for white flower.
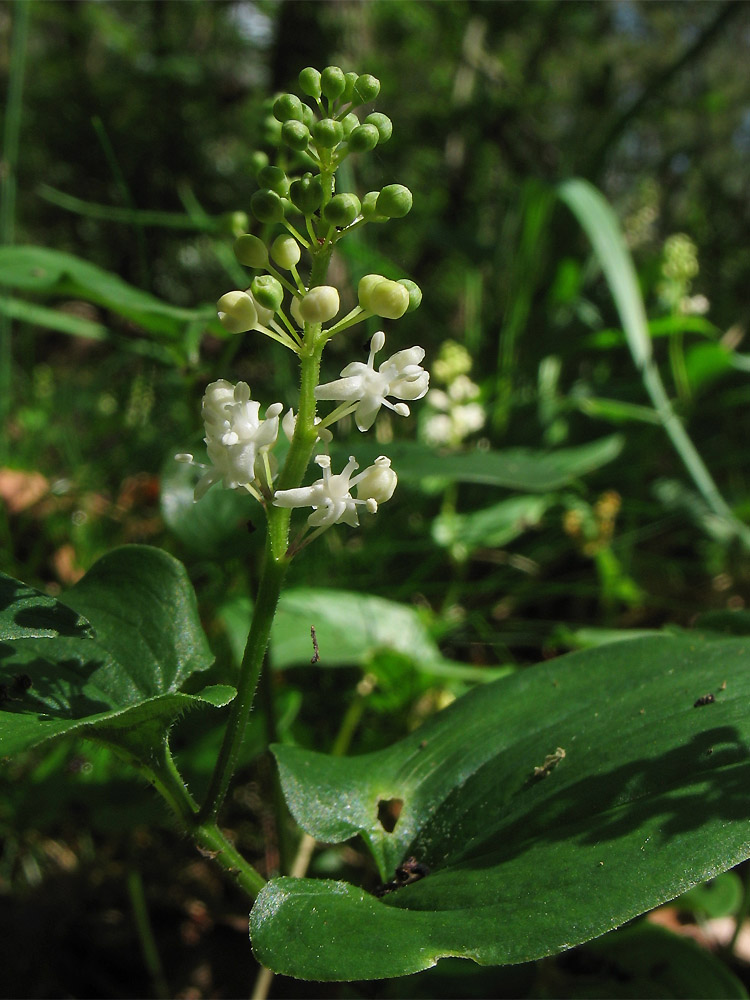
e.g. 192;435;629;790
273;454;396;529
315;331;429;431
282;408;333;444
423;377;485;448
193;380;282;499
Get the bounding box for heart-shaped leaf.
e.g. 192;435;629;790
0;546;234;762
252;633;750;980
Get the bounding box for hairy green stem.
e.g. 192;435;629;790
107;737;267;899
199;277;329;824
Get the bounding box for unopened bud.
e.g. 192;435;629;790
257;165;289;198
341;113;360;137
299;67;322;99
313;118;344;149
323;193;361;228
251;275;284;312
397;278;422;313
281;121;311;152
251;189;285;225
358;275;409;319
348;124;379;153
354;74;380;104
290;173;323;215
364;112;392;143
320;65;346;100
217;290;258;334
341;72;359;103
249;151;269;178
356;456;397;505
376;184;412;219
361;192;387;222
271;234;301;269
273;93;304;123
299;285;340;323
234;234;268;268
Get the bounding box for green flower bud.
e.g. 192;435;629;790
271;234;301;269
257;165;289;197
220;211;250;237
320;65;346;100
398;278;422;312
342;72;360;104
281;120;311;151
249;151;269;177
289;173;323;215
251;274;284;312
358;273;386;304
273;93;304;123
217;290;258;334
364;112;392;143
323;193;361;227
262;116;283;146
376;183;413;219
313;117;344;149
347;124;380;153
360;191;387;222
234;233;269;268
300;285;340;323
300;103;315;130
250;189;285;224
358;275;409;319
341;112;360;137
354;74;380;103
298;66;322;99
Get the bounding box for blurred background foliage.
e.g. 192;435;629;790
4;1;750;996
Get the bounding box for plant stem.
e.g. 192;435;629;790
127;869;170;1000
641;358;750;547
199;264;330;825
107;736;267;898
197;538;289;824
161;758;267;898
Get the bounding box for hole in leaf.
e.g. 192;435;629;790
377;797;403;833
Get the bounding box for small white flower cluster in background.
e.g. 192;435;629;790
420;340;484;449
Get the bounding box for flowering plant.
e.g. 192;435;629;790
5;65;750;995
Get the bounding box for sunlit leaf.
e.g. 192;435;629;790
0;547;234;762
252;633;750;979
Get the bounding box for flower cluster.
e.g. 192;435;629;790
179;66;430;548
421;341;484;449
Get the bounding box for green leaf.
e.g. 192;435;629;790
548;921;747;998
0;546;233;761
270;588;510;683
678;872;743;919
0;296;179;363
432;494;552;556
338;435;623;491
558;179;651;369
0;245;217;340
252;634;750;979
571;395;661;425
586;314;721;351
0;575;94;641
161;453;259;558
